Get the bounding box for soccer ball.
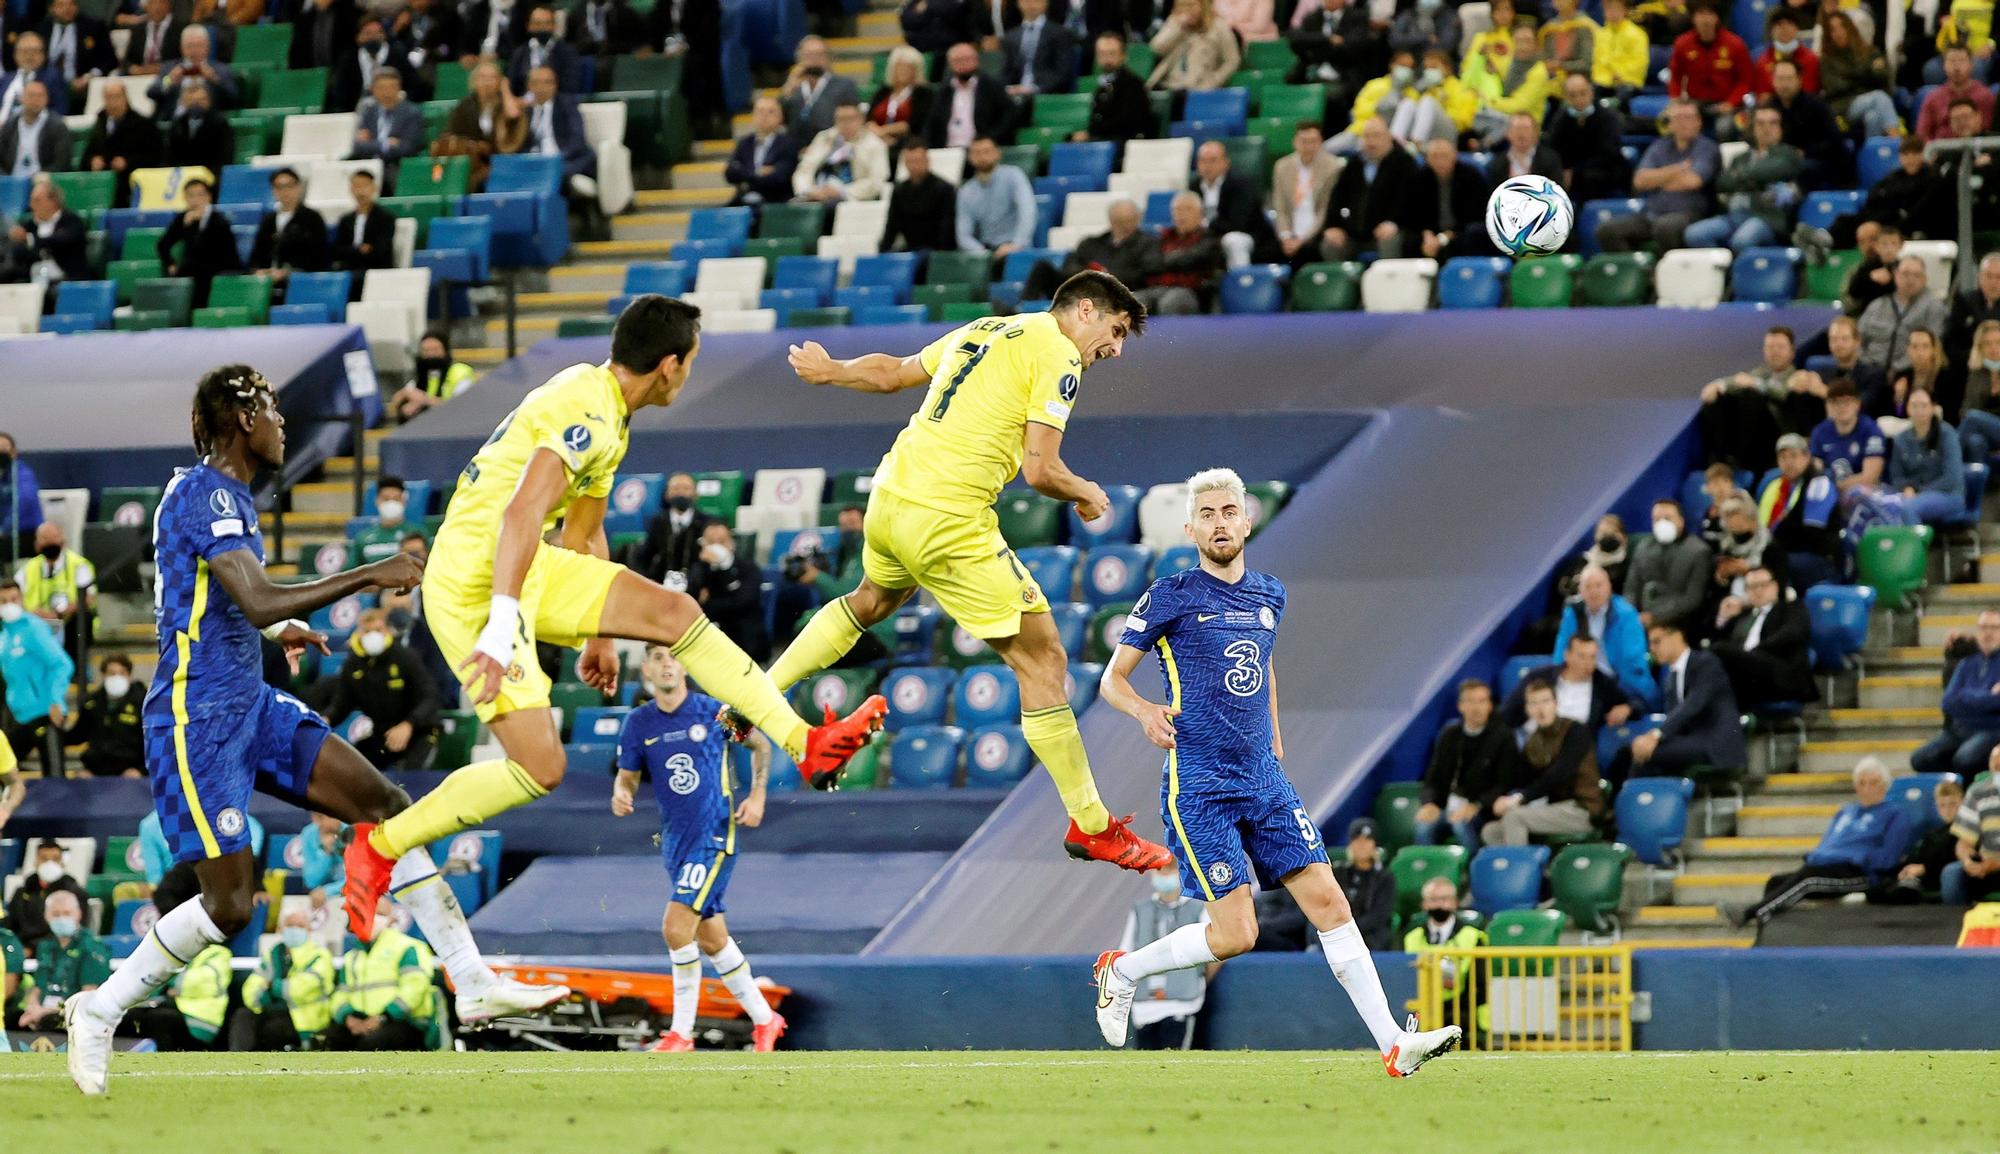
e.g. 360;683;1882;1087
1485;176;1574;258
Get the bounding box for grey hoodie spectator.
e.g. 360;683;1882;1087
1858;257;1948;372
1623;498;1713;633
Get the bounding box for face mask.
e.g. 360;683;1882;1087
1418;0;1441;9
386;608;414;634
840;529;864;553
1391;64;1414;85
360;631;389;657
708;547;735;570
0;603;22;624
1731;529;1755;544
1421;67;1443;85
0;451;12;467
530;29;552;43
46;916;79;939
1569;102;1591;117
802;64;825;78
1772;37;1798;52
1984;358;2000;372
38;543;59;561
416;356;448;379
1150;874;1180;897
103;675;131;699
281;926;311;950
666;494;693;513
1652;518;1680;545
1595;534;1622;553
376;499;405;523
37;860;64;884
1426;907;1453;924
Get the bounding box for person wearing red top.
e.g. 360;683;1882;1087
1753;9;1818;95
1669;2;1752;127
1916;45;1997;141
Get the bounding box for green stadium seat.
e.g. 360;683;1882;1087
1243;480;1290;533
397;155;471;199
998;143;1043;176
1291;261;1361;311
1550;843;1628;934
995;489;1061;547
131;277;195;326
121;227;164;260
49;171;115;215
829;468;874;506
550;683;608;733
1509;254;1579;308
695;470;745;524
1030;92;1092;130
757;202;826;245
1013;125;1069;152
1390;844;1469;919
99;485;165;527
204;274;272;323
192;305;255;328
231;124;265;165
258;67;328;111
786;305;850;327
924;250;991;288
434;711;480;770
610;51;684;90
378;194;452;244
557;316;617;337
1221;136;1269;192
1802;249;1862;303
1580;252;1654;306
789;668;880;716
106;258;159;303
1486;908;1567;948
1150;90;1172;135
1084;602;1136;664
742;236;804;264
590;88;682;168
232;22;293;67
421;99;455;139
114;309;172;331
1372;781;1423;852
838;740;883;789
1257;84;1326;122
85;227;107;274
102;835;141;875
1226;68;1283;92
1244;116;1295;162
1243;39;1296;72
939;300;990;323
1856;524;1933;608
913;281;977;318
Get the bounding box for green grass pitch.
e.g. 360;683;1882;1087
0;1050;1992;1153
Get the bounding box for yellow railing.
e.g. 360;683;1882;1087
1408;945;1634;1052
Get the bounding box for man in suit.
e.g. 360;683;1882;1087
156;176;243;305
1310;116;1418;262
522;63;595;193
332;168;395;284
1002;0;1078;96
1499;634;1634;732
1288;0;1379;102
349;67;427;187
1409;139;1492;261
0;79;69;177
163;78;233;172
37;0;114;108
335;17;428;114
147;24;237;110
1077;32;1150;143
460;0;528;61
1486;111;1563;184
725;94;799;207
249;167;330;295
688;521;769;661
392;0;462;76
780;34;862;144
83;81;161;206
1;175;87;285
649;0;725;138
293;0;358;68
0;33;65;120
564;0;646;57
880;139;956;251
635;473;715;588
1612;621;1747;782
1549;72;1630;205
1270;120;1338;261
506;5;580;93
123;0;184;76
1191;138;1279;266
925;41;1014;148
1708;565;1816;707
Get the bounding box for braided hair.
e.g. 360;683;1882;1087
191;364;273;458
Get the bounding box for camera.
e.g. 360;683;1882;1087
782;547;830;582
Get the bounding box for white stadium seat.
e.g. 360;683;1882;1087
305;158;382;218
679;290;749;314
693;257;769;310
1062;191;1117;233
1121;138;1192;179
83;74;155;119
1045;225;1093;251
279;113;359;161
817;233;879;276
898;146;964;185
348;299;415;375
1718;140;1749;169
751;468;827;516
1901;239;1958;299
578;101;634;214
392;215;418;267
704;308;779;333
832;199;890;237
1137;483;1189;551
38;490;89;553
360;266;430;344
1653;248;1732;309
0;284;45;333
1361;258;1439;313
1108;171;1177;200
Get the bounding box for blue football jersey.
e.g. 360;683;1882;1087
1118;567;1287;792
616;691;736;848
143;464;266;727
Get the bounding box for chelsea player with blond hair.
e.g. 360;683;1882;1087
1091;467;1461;1075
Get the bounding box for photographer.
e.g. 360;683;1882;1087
772;505;867;647
688;522;768;663
635;472;713;590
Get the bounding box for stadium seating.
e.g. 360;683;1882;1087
1018;545;1080;600
1512;255;1578;307
952;666;1021;729
1469;845;1550;914
1081;545;1151;607
1361;259;1439;313
883;666;955;731
1614;778;1694;866
1550;843;1629;934
1390;845;1469;919
963;725;1033;787
891;725;965;789
1438;258;1510;309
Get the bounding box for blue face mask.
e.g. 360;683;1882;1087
1391;64;1414;86
47;916;79;939
1151;874;1181;897
281;926;311;950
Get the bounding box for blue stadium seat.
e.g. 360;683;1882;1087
684;205;754;253
1627;94;1669;124
1469;845;1549;914
1081;545;1153;607
1892;772;1956;837
1732;0;1771;50
1457;151;1489;174
52;280;115;329
1066;484;1142;545
1731;247;1800;304
1143;190;1175;230
1017;545;1080;599
760;286;820;314
1183;87;1250;131
1499;654;1544;691
624;260;691;296
216;163;273;213
1438;257;1510;309
443;869;484;916
853;252;920;303
1034;173;1106;197
563;741;618;774
422;215;493;280
1597;716;1660;772
1033;192;1056;247
1068;661;1104;714
964;724;1033;787
1579;198;1644;257
1048;140;1115;184
1615;777;1694;866
100;207;175;248
430;829;505;900
604;472;665;534
265;833;298;872
1154;544;1198;578
773;255;838;304
285;271;351;321
1051;601;1090;660
1798;190;1863;232
952;665;1021;728
0;175;28;216
891;603;942;665
668;236;735;263
1678;469;1713;526
569;705;631;744
834;283;896;313
1219;264;1291;314
318;651;347;679
999;247;1064;285
856;303;927;325
468;153;567;267
1948;462;1989;528
270;303;331;325
890;725;964;788
232;223;258;266
307;593;367;636
882;665;956;730
1857;137;1900;189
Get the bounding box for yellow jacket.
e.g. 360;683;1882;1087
1940;0;1995;53
173;943;234;1045
241;937;337;1041
1348;73;1481;133
1463;48;1557;117
1594;19;1652;88
334;927;439;1045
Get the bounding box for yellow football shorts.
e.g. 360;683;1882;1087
425;542;622;722
862;487;1049;640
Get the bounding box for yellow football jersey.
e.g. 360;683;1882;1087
433;363;632;572
870;311;1084;517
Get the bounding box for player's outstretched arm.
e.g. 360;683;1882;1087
788;340;930;393
205;549;422;630
1022;423;1109;522
1101;643;1179;750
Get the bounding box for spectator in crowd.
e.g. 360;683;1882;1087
1403;878;1484;955
1943;754;2000;904
1887;328;1949;419
1710;565;1814;706
1812;317;1888;411
398;0;465;79
1913;610;2000;776
0;432;42;555
1553;562;1658;710
1346;47;1473;149
925;41;1016;147
1765;59;1842;187
312;606;440;768
1711;493;1781;598
334;17;414;112
522;64;598;212
0;79;68;179
1312;117;1419;262
1462;0;1517;59
1883;776;1966;902
378;556;455;700
1842;222;1905;317
954;134;1035;259
12;888;107;1030
349;66;426;176
324;911;441;1050
1;34;64;120
249;167;329;292
782;34;863;144
435;60;527;193
1593;0;1649;99
1271;121;1338;261
649;0;728;139
294;812;348;907
1500;635;1633;732
1192;139;1280;266
15;521;90;641
1696;462;1745;549
505;4;578;92
635;472;714;588
1956;321;2000;461
163;78;232;173
147;24;236;109
1668;2;1751;131
1809;376;1888;493
231;906;336;1051
1389;0;1460;59
1597;99;1718;253
1539;0;1598;81
726;94;799;208
1149;0;1240;92
350;476;422;564
125;0;185;76
156;176;241;306
1699;325;1814;473
1917;45;1994;141
1002;0;1079;96
1116;864;1216;1049
1759;434;1842;588
1023;195;1160;297
1463;25;1554;146
1332;818;1395;951
1;578;70;773
391;330;477;420
771;506;877;648
564;0;647;57
1625;497;1712;632
5;840;86;949
1410;138;1490;261
901;0;985;59
1485;677;1602;844
689;521;768;662
1888;386;1967;527
1946;253;2000;370
1684;104;1801;253
1217;0;1280;43
1550;71;1630;203
1288;0;1377;101
1;176;84;286
295;0;360;68
1733;757;1911;926
1753;8;1818;94
69;654;144;778
1142;190;1223;314
0;922;21;1020
879;139;957;252
1610;620;1745;782
81;81;160;207
1927;101;2000;231
1486;107;1563;185
332;168;396;279
1859;257;1948;373
794;101;890;203
1814;9;1895;138
867;45;934;154
1078;32;1153;143
1417;678;1519;849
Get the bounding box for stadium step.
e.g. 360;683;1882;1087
1620;937;1755;949
574;239;679;262
828;33;903;59
516;290;616;315
610;211;692;243
1920;614;1978;646
857;9;898;34
669;161;729;191
320;454;378;482
289;481;363;516
1670;873;1768;906
549;264;631;293
1681;836;1816;876
1857;674;1940;710
1627;904;1744;941
485;315;561;341
1922;582;2000;605
459;347;510;366
692;138;732;161
1797;739;1917;774
633;186;732;210
1734;804;1838;838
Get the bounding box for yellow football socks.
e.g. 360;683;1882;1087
673;617;811;759
767;598;866;692
1021;704;1110;834
369;759;546;858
